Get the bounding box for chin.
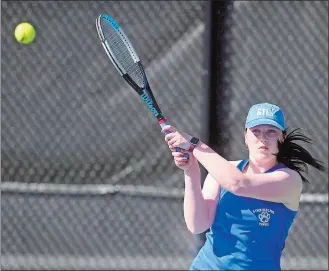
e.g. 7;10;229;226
253;152;276;162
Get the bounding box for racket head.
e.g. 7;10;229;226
96;14;146;91
96;13;164;119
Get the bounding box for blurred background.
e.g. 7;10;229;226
1;1;328;270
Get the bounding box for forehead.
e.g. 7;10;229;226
249;124;280;131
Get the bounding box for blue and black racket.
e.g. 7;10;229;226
96;13;187;157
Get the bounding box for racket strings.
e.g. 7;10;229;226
100;19;146;88
128;65;147;88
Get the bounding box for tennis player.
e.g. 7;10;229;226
162;102;325;270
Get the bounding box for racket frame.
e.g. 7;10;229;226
96;13;188;156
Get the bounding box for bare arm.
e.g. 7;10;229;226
193;141;302;204
183;159;240;234
183;162;218;234
183;160;208;234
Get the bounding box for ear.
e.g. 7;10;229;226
280;130;286;141
282;130;287;139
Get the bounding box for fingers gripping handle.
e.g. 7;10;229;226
159;119;189;159
164;130;189;159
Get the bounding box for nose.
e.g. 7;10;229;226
259;132;268;142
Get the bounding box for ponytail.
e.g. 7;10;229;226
276;128;326;183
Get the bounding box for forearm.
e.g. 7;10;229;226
192;141;243;193
183;160;210;234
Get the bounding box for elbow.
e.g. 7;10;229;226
229;184;241;195
187;225;208;235
227;179;245;196
185;221;210;234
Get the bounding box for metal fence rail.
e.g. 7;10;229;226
1;186;327;270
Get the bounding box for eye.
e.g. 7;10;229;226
267;129;278;135
252;129;260;133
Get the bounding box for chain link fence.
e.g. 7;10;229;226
1;1;328;270
211;1;328;270
1;1;207;270
1;0;206;187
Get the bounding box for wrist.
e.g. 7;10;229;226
191;140;202;155
183;158;199;175
188;137;200;152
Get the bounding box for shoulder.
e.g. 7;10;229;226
277;167;303;190
277;167;303;210
277;166;302;180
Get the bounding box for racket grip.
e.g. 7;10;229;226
160;119;189;160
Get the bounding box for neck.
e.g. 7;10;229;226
247;157;278;174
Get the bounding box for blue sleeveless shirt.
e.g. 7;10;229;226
189;160;297;270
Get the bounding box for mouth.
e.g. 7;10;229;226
259;146;268;150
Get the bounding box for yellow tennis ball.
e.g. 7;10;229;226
14;22;36;44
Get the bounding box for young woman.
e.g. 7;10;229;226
162;102;325;270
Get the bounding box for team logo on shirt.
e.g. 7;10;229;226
252;208;274;226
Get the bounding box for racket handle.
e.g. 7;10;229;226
159;118;189;160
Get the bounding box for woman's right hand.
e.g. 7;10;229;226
170;149;197;171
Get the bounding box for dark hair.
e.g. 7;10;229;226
275;128;326;183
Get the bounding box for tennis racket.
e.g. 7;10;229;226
96;13;188;158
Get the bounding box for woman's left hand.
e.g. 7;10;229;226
162;125;192;150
